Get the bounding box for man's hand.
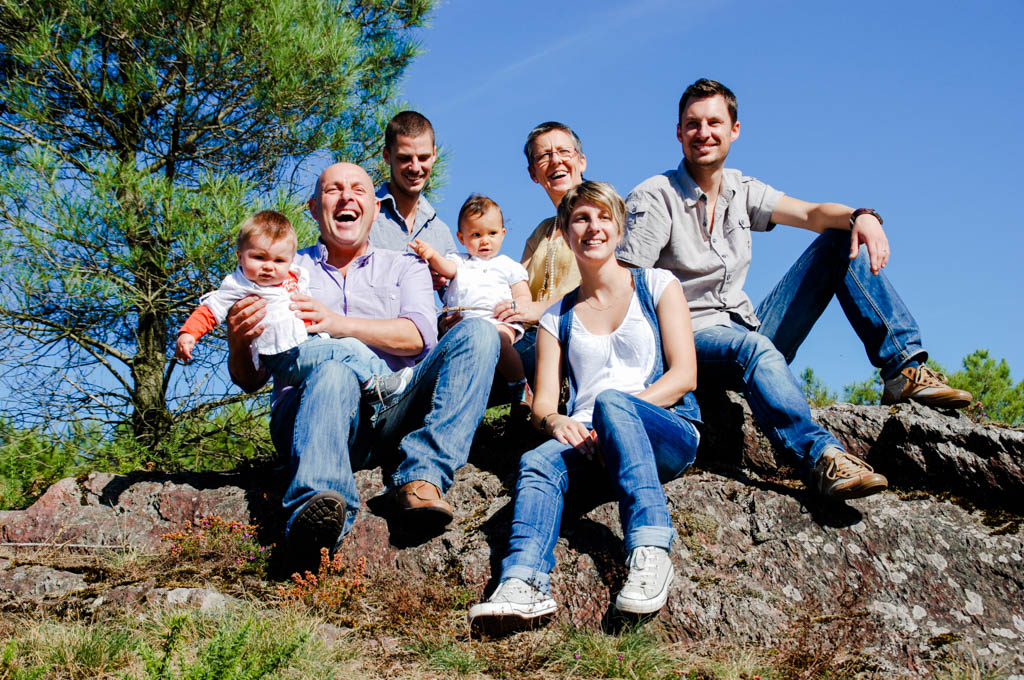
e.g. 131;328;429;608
175;333;197;362
290;292;345;336
225;295;269;392
430;271;450;291
226;295;266;351
850;213;890;275
438;310;462;338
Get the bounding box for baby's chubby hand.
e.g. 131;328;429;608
409;238;436;262
175;333;197;362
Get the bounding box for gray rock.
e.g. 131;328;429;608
159;586;233;612
0;564;88;600
0;401;1021;673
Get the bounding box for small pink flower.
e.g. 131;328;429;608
573;653;580;659
617;654;624;661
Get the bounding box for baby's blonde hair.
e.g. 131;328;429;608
236;210;297;253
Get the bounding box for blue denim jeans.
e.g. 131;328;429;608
695;229;927;470
270;317;500;540
500;390;700;596
261;336;391;388
754;229;926;379
513;327;538;389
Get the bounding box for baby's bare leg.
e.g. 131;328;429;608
496;324;525;383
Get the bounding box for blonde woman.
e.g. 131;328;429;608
469;182;701;631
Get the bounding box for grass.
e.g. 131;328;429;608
546;624;678;679
0;600;1013;680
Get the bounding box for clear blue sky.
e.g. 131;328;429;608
393;0;1024;392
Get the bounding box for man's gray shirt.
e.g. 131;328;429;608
617;161;784;332
369;182;457;255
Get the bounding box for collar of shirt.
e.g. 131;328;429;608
376;182;436;230
673;161;738;207
306;239;375;268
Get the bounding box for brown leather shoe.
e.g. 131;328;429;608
881;365;973;409
393;480;454;526
810;447;888;500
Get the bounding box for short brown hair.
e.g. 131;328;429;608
556;181;625;238
523;121;583;167
679;78;738;124
385;111;435;151
457;194;502;231
236;210;297;252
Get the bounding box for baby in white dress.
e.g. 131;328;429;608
411;195;532;405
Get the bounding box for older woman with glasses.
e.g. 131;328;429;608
477;122;588;417
469;181;702;633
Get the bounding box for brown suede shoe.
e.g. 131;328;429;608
393;480;454;526
881;365;973;409
810;447;888;500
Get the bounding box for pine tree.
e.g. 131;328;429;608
0;0;434;451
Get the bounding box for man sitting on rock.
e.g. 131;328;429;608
618;78;971;501
226;162;499;563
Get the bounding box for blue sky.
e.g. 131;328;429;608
393;0;1024;392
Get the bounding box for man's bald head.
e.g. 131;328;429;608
308;162;380;261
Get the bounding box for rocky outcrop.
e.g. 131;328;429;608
1;400;1022;674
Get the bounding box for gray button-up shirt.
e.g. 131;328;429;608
617;162;783;332
369;182;457;255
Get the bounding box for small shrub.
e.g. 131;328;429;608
134;612;308;680
160;515;271;575
277;549;366;615
0;639;49;680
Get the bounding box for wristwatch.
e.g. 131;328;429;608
850;208;883;229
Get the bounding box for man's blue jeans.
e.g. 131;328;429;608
261;336;391;388
270;317;500;540
499;390;700;596
695;229;926;470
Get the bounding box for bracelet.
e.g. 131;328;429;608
850;208;883;229
538;412;558;434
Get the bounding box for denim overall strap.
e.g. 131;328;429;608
557;287;581;416
631;269;702;423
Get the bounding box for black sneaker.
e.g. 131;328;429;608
288;490;346;570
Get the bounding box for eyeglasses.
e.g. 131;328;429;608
532;148;577;166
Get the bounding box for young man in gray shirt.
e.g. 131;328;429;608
618;78;970;500
370;111;457;280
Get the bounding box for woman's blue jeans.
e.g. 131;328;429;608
270;317;500;540
499;390;700;596
694;229;927;471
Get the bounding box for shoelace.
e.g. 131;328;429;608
495;578;543;604
623;548;659;588
824;452;874;481
911;365;951;388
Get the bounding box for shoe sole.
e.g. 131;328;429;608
825;479;889;500
614;563;674;614
289;492;346;564
468;602;557;637
882;394;972;409
402;505;454;530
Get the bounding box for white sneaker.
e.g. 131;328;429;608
468;578;557;632
615;546;674;614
